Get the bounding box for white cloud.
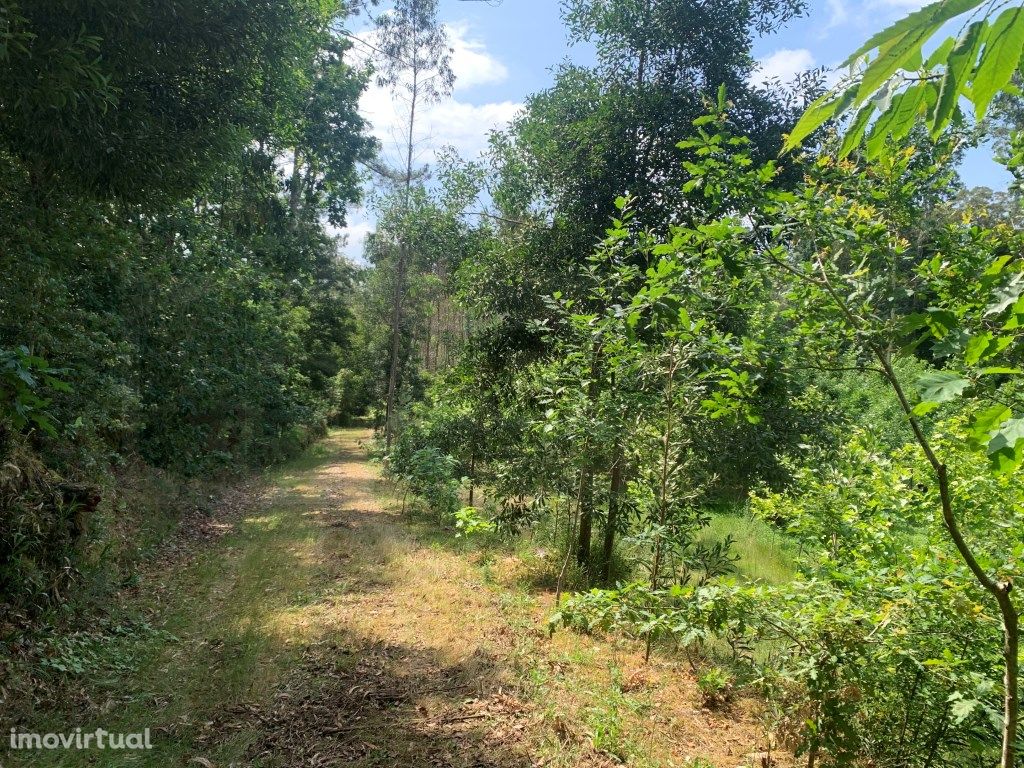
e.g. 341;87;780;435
423;99;521;156
354;20;521;167
358;83;521;167
342;21;521;260
824;0;848;32
752;48;816;85
337;216;374;263
448;22;508;91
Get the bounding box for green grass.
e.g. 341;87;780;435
699;507;798;585
8;433;353;768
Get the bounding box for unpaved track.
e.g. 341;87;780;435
214;428;536;767
11;428;776;768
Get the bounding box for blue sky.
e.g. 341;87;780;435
341;0;1012;258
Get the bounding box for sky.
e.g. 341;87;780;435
339;0;1013;260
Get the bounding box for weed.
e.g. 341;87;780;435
696;665;734;709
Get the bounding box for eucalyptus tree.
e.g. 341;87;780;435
367;0;454;444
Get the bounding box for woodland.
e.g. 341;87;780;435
4;0;1024;766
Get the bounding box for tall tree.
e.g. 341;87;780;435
368;0;454;445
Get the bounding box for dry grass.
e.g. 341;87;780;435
8;429;789;768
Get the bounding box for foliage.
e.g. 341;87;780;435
696;666;734;709
0;0;373;616
532;95;1024;763
453;506;495;538
785;0;1024;159
0;346;69;436
388;444;462;520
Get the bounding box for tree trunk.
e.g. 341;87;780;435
602;450;623;586
1000;592;1019;768
577;471;593;571
384;35;421;449
289;147;303;223
383;246;406;448
803;260;1022;768
577;345;602;577
874;350;1019;768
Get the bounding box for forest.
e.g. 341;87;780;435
3;0;1024;766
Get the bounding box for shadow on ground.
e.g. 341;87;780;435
210;634;533;767
5;429;539;768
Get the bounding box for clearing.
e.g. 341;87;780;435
10;429;781;767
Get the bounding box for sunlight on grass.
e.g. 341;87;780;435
7;433;359;768
699;509;797;585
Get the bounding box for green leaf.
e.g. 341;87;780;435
842;0;985;67
968;403;1011;449
866;85;928;157
950;696;980;724
783;86;856;151
890;83;928;141
856;22;943;106
988;417;1024;454
839;102;876;157
912;400;941;416
973;5;1024;118
986;272;1024;315
925;36;956;68
916;370;970;402
923;308;959;339
932;20;987;138
964;331;994;365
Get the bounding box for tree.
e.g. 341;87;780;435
785;0;1024;160
368;0;454;445
0;0;374;613
782;4;1024;762
0;0;335;203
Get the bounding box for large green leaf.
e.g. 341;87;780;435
964;331;995;365
988;417;1024;454
865;84;927;158
973;5;1024;118
916;370;970;403
783;86;856;152
856;21;943;105
890;82;928;141
986;272;1024;316
842;0;985;66
989;417;1024;473
839;102;876;157
931;20;987;137
968;403;1011;449
925;36;956;68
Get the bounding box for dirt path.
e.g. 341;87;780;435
11;429;775;768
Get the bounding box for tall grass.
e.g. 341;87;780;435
699;504;798;585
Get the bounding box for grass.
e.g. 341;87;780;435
9;437;352;767
10;432;790;768
501;498;799;588
699;506;798;585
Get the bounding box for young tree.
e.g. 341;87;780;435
782;4;1024;763
368;0;454;445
